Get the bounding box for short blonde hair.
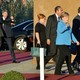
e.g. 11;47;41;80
61;12;69;18
37;13;46;20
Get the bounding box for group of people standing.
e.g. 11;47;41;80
35;6;80;75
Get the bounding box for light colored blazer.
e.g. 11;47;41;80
56;20;77;45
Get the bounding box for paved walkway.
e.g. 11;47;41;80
0;51;79;75
0;58;78;75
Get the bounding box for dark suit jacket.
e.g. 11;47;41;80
72;15;80;41
46;14;58;55
0;17;13;37
0;24;4;37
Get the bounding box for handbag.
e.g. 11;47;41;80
31;44;46;57
69;43;77;55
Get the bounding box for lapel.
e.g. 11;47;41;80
52;14;58;24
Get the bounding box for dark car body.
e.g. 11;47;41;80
1;20;33;51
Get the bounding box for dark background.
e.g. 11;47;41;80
0;0;33;25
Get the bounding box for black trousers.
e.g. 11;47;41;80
36;44;46;67
4;37;16;61
73;45;80;64
55;45;74;75
44;45;58;65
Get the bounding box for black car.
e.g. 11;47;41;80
1;20;33;51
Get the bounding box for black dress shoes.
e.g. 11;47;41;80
36;65;40;70
72;62;80;71
54;73;63;75
61;71;66;74
12;61;19;63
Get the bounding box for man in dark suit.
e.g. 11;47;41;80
72;7;80;71
0;10;17;63
45;6;63;66
0;24;3;47
0;9;3;47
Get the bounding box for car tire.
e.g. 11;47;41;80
14;37;27;51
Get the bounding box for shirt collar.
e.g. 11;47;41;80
55;14;59;21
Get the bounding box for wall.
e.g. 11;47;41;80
33;0;79;62
34;0;80;26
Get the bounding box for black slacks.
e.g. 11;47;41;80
36;43;46;67
72;45;80;64
44;45;58;65
4;37;16;61
55;45;74;75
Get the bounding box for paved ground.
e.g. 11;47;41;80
0;51;79;75
0;58;79;75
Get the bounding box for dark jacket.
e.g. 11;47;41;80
46;14;58;55
0;17;13;37
35;22;46;48
72;15;80;41
0;24;4;37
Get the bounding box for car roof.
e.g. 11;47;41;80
23;22;33;30
12;20;33;29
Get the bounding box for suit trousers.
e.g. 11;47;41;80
4;37;16;61
55;45;74;75
72;45;80;64
44;45;58;65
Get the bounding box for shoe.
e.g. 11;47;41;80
76;68;80;72
70;73;75;75
54;73;62;75
72;62;80;71
72;62;76;68
36;66;40;70
36;65;48;70
12;61;19;63
61;71;66;74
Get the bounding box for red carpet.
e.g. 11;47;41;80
24;74;80;80
0;51;32;65
0;74;80;80
0;51;80;80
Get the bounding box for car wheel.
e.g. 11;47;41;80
14;37;27;51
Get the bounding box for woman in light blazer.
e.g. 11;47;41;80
55;12;79;75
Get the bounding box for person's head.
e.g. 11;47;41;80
61;12;69;23
37;13;46;24
78;7;80;13
10;16;14;20
55;6;63;17
2;9;8;18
